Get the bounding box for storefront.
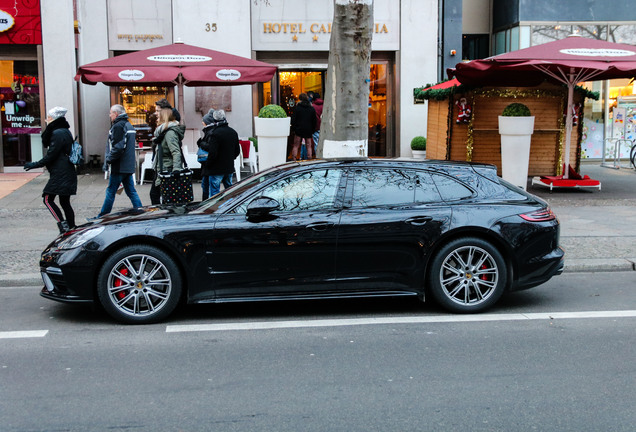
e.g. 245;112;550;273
0;1;43;173
252;0;399;157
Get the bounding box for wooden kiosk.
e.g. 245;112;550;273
416;81;597;176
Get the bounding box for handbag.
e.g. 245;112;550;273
159;169;194;204
196;146;208;163
158;141;194;204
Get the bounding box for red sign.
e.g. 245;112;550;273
0;0;41;45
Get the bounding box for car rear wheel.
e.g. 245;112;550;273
97;245;182;324
428;237;506;313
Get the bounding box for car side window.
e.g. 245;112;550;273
429;172;473;201
414;172;443;203
351;169;418;207
256;169;342;212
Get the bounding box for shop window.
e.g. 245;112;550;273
368;63;387;157
116;85;170;146
462;34;489;60
1;60;40;167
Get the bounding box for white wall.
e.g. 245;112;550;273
40;0;77;135
76;0;111;158
399;0;438;156
172;0;254;138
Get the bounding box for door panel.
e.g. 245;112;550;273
336;168;451;291
208;168;345;298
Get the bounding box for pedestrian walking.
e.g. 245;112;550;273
311;92;323;154
197;108;216;200
94;105;143;218
23;106;77;233
291;93;316;160
151;106;185;203
200;110;239;197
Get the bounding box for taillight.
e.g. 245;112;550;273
519;208;556;222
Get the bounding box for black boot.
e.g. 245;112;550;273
57;221;70;234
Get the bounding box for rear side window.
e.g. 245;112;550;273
351;168;442;207
430;172;473;201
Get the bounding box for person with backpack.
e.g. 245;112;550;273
94;104;143;218
23;106;77;233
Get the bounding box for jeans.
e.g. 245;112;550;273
98;173;143;217
208;173;233;197
201;175;210;201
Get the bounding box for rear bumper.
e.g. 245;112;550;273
513;246;565;291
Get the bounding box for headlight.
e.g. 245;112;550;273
57;227;105;250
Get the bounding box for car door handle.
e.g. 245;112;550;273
404;216;432;226
306;222;333;231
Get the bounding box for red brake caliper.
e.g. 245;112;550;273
114;267;129;300
480;264;488;281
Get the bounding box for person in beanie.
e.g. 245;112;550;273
200;109;239;197
291;93;317;160
23;106;77;233
94;104;143;218
197;108;216;200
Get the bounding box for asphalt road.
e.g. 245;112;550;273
1;272;635;432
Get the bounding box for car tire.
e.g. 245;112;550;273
97;245;182;324
428;237;506;313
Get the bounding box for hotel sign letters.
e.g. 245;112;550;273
252;0;398;51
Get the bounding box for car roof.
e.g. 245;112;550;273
289;158;497;171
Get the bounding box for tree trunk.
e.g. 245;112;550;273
317;0;373;158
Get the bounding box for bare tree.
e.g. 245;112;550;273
318;0;373;158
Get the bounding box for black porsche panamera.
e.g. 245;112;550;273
39;159;564;324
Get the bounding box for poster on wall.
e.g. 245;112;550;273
580;118;604;159
0;0;42;45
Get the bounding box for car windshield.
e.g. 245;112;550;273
191;165;293;213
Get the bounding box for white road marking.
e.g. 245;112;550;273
165;310;636;333
0;330;49;339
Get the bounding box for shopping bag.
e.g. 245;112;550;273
159;169;194;204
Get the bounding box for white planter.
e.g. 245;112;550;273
254;116;291;170
498;116;535;190
411;149;426;159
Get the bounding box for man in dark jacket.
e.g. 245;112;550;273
200;110;240;197
291;93;317;160
95;104;143;217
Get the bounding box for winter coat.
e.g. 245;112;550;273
196;123;216;177
106;113;136;175
200;121;240;175
291;100;317;138
152;121;185;186
32;117;77;196
312;98;324;130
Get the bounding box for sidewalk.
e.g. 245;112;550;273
0;162;635;287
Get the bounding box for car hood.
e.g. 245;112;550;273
84;203;203;228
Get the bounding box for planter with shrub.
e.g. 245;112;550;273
410;136;427;159
254;104;290;170
498;103;534;189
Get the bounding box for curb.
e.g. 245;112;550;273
563;258;636;273
2;259;635;288
0;273;42;288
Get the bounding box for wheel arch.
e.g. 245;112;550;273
93;235;190;303
424;227;516;292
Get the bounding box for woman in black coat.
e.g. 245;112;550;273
24;107;77;233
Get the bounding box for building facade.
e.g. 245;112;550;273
1;0;440;172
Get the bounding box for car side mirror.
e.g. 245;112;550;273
246;196;280;219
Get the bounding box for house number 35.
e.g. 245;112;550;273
205;23;217;32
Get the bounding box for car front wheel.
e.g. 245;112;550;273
97;245;182;324
428;237;506;313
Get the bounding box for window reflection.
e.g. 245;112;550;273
260;169;341;212
352;169;442;207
